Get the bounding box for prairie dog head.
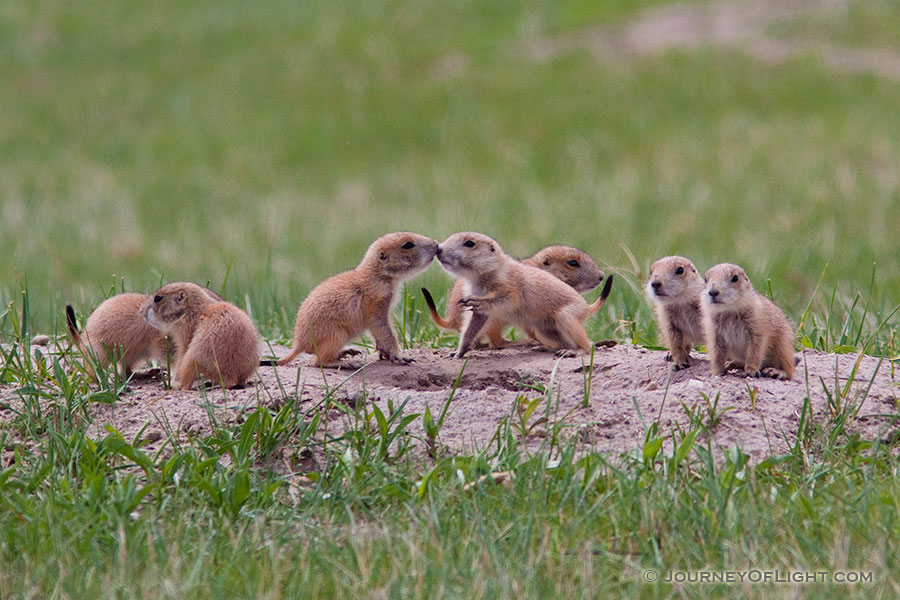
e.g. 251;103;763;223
360;232;438;280
525;246;605;293
703;263;755;311
647;256;704;306
436;232;508;279
143;282;216;332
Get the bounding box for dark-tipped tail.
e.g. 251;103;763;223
260;345;302;367
421;287;453;329
65;304;81;345
587;274;614;314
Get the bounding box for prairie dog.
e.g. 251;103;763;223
423;245;612;347
701;263;796;380
66;294;168;378
272;232;438;367
66;286;225;379
143;282;260;389
646;255;706;369
435;232;601;358
526;246;606;293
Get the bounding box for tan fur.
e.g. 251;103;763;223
436;233;600;358
67;293;169;378
646;256;706;369
277;232;438;367
143;282;259;389
523;246;606;294
701;263;796;380
426;245;607;347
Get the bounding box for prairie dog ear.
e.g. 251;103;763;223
489;245;495;252
177;291;186;303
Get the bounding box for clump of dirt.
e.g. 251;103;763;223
2;341;897;464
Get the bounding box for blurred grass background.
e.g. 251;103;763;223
2;0;899;345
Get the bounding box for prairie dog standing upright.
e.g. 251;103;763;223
701;263;796;380
646;255;706;369
422;244;612;347
143;282;260;389
435;232;601;358
272;232;438;367
66;294;168;378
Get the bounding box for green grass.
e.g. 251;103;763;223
768;0;900;50
2;0;900;345
1;333;898;598
3;0;900;597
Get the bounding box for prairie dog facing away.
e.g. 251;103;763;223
422;245;612;347
646;255;706;369
701;263;796;380
143;282;259;389
435;232;602;358
270;232;438;367
66;293;168;378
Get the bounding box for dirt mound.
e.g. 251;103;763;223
4;341;896;465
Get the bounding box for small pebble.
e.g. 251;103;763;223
30;334;50;346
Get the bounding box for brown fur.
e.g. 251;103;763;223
275;232;438;367
701;263;796;380
66;294;169;378
435;233;602;358
143;282;259;389
646;256;706;369
425;245;609;348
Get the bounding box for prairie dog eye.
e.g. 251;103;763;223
401;241;414;250
567;260;580;268
675;266;684;275
543;259;551;266
154;295;163;303
731;274;739;283
463;240;475;248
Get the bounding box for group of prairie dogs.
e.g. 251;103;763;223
65;232;796;390
647;256;797;381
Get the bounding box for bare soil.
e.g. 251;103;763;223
528;0;900;81
3;341;897;466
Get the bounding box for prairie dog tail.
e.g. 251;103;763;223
421;287;454;329
66;304;98;379
586;274;614;314
260;346;302;367
65;305;82;346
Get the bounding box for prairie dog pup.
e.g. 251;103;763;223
66;294;168;378
646;256;706;369
273;232;438;367
143;282;259;389
423;245;612;347
701;263;796;380
436;232;600;358
525;246;606;293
